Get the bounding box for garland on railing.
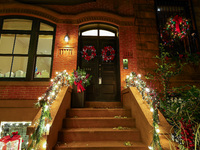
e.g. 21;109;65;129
28;70;69;150
125;72;162;150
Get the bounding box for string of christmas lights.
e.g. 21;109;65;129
28;70;69;150
125;72;162;150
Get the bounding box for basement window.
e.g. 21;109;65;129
0;16;56;81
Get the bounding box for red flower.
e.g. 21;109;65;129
165;56;169;61
179;54;184;59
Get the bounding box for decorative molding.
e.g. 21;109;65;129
58;47;74;55
0;5;135;26
123;51;133;58
16;0;96;5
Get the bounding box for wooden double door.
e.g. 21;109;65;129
78;36;120;102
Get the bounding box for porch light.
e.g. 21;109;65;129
64;34;70;42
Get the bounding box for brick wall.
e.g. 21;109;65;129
0;83;49;100
133;0;159;77
52;24;79;77
119;26;137;89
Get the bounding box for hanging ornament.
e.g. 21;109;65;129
160;15;190;46
82;46;97;61
101;46;115;62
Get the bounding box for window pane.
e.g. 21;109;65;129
40;23;54;31
14;34;30;54
0;56;12;78
0;34;15;54
35;57;51;78
12;57;28;78
37;35;53;55
82;30;98;36
3;19;32;30
99;30;115;36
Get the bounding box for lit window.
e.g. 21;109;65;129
40;22;54;31
3;19;32;30
0;17;55;80
99;30;115;36
82;30;98;36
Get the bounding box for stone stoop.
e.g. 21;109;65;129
54;102;148;150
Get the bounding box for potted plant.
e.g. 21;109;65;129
69;67;92;108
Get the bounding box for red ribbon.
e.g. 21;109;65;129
173;15;183;33
0;132;22;150
74;80;85;93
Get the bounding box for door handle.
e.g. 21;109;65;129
99;77;102;84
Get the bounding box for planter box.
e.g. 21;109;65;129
71;84;85;108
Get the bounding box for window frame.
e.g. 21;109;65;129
79;23;118;38
0;16;56;81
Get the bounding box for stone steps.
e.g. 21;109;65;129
54;102;147;150
58;128;141;142
67;108;131;117
63;117;135;128
55;141;147;150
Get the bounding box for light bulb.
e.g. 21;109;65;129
148;146;153;150
46;124;50;132
150;108;154;112
138;74;141;78
156;128;160;133
145;88;150;93
64;35;69;42
43;142;47;148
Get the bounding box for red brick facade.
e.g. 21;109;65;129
0;0;199;100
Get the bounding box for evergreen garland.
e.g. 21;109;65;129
28;71;69;150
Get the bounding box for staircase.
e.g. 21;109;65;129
54;102;148;150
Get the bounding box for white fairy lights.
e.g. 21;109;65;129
125;72;161;149
29;70;69;149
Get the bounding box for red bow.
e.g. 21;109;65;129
173;15;183;33
74;80;85;93
0;132;23;150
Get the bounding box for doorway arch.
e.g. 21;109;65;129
78;23;121;102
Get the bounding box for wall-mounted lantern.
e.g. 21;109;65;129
64;34;70;42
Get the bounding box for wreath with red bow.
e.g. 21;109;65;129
82;46;97;61
161;15;190;45
102;46;115;62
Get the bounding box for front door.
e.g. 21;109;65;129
78;34;120;102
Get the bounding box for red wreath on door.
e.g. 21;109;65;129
82;46;97;61
101;46;115;62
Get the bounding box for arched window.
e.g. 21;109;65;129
0;16;56;80
80;23;117;37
